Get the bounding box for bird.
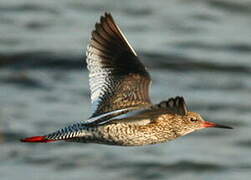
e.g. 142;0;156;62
21;12;232;146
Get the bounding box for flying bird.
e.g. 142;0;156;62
21;13;232;146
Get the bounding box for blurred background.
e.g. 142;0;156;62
1;0;251;179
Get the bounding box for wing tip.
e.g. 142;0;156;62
157;96;188;116
175;96;188;115
20;136;55;143
99;12;113;25
103;12;113;19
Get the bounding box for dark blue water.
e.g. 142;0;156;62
1;0;251;180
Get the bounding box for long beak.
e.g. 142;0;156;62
203;121;233;129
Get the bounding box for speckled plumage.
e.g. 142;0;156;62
44;108;206;146
21;13;232;145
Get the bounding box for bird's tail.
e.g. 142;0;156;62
20;136;56;143
20;122;89;143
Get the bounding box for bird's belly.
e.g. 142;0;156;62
94;123;177;146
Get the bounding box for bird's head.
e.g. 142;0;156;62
177;112;233;136
157;96;233;137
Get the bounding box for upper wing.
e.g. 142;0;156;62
153;96;188;116
84;96;188;127
86;12;152;118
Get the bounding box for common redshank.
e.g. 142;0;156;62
21;12;232;146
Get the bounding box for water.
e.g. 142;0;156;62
1;0;251;179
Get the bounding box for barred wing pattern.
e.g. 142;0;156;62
153;96;188;116
86;96;189;126
86;13;152;118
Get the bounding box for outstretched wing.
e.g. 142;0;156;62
86;12;152;118
85;96;188;127
151;96;188;116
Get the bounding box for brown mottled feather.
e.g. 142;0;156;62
86;12;152;118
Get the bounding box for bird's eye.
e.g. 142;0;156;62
190;117;198;122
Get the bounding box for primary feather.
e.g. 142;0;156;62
86;12;152;119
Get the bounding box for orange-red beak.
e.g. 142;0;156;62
203;121;233;129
